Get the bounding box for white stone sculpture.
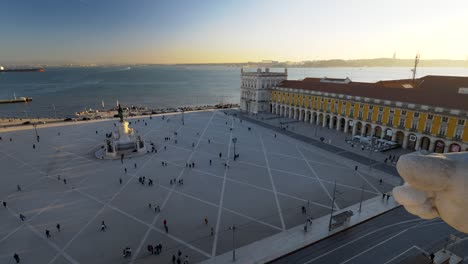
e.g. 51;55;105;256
393;151;468;233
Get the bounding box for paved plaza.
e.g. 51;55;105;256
0;109;397;264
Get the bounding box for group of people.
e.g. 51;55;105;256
384;154;398;163
147;243;163;255
172;249;190;264
170;178;184;186
185;161;195;168
149;203;161;213
382;192;392;201
138;176;153;186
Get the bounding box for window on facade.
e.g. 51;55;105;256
367;112;372;120
369;105;374;110
314;97;317;101
428;114;434;120
377;113;383;122
379;107;384;112
442;117;448;123
457;119;465;126
321;97;324;102
414;112;420;117
358;111;363;119
454;126;464;139
411;119;418;130
439;125;447;136
388;116;393;126
350;109;354;116
399;117;406;127
327;104;331;111
401;110;407;115
359;104;363;109
425;122;432;133
390;108;395;114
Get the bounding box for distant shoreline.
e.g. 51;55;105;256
175;59;468;68
4;58;468;68
0;104;238;131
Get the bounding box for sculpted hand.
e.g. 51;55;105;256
393;152;468;233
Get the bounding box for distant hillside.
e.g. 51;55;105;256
177;58;468;68
300;58;468;68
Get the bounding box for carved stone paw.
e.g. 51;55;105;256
393;151;468;233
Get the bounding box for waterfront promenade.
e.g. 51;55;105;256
0;109;397;263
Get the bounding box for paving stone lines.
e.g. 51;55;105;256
0;110;395;264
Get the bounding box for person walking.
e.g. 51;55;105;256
56;224;61;232
45;229;51;238
124;168;127;173
19;214;25;221
119;178;122;184
379;179;383;185
209;159;212;166
2;201;6;207
101;221;107;231
63;179;67;184
147;244;153;255
204;217;208;225
172;255;176;264
134;163;137;169
158;243;162;253
17;185;21;191
13;253;20;263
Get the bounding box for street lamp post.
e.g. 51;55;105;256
232;137;237;160
33;124;39;142
181;111;185;125
328;180;337;231
358;184;364;213
52;104;57;119
229;225;236;261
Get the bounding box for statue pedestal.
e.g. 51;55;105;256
96;120;147;160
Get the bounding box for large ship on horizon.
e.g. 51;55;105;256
0;65;45;72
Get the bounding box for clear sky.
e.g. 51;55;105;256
1;0;467;64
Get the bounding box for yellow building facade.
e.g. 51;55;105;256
266;76;468;153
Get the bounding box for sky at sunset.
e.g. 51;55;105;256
1;0;467;64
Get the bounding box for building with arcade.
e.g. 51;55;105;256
241;68;468;153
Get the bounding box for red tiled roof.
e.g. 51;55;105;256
279;75;468;111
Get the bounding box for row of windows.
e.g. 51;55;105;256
273;92;466;126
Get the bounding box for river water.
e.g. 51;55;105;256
0;65;467;118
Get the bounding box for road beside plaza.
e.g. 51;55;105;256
202;196;399;264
